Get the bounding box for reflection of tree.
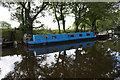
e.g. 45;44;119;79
2;48;49;79
96;38;120;78
2;39;120;79
100;38;120;52
79;45;116;78
2;45;25;56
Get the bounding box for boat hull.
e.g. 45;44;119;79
96;35;109;40
28;37;96;47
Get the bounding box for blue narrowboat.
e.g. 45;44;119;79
27;32;96;45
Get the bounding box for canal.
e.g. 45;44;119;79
0;35;120;79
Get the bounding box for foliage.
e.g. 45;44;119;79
85;2;118;32
49;2;71;33
0;21;11;28
0;2;119;34
1;2;49;34
2;28;23;41
70;2;87;32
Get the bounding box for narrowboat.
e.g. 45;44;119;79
96;30;114;39
29;41;96;55
27;32;96;45
96;31;109;40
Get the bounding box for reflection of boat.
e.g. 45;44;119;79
27;32;96;45
29;41;96;55
97;40;108;43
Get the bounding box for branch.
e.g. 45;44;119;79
32;2;48;21
19;2;27;10
32;24;44;29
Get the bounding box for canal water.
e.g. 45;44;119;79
0;35;120;79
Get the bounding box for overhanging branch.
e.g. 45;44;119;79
32;2;49;21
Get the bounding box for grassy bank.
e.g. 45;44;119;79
2;28;76;42
2;28;23;42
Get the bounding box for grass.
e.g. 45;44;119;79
33;29;76;35
2;28;23;41
2;28;77;42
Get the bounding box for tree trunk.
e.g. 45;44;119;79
21;8;25;33
84;26;85;32
75;19;79;33
29;21;33;35
80;25;85;32
102;25;103;31
74;5;79;33
56;19;61;34
92;19;96;32
55;13;61;34
24;3;30;34
81;26;83;32
62;18;66;33
23;2;33;35
60;5;66;33
54;6;61;34
83;24;85;32
75;25;79;32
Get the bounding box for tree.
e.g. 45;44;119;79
85;2;117;32
0;21;11;28
59;2;70;33
71;2;87;32
49;2;61;33
49;2;70;33
1;2;49;34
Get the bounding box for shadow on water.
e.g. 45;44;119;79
1;35;120;79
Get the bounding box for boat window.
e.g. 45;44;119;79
87;43;90;46
70;35;74;37
52;36;57;39
79;34;82;37
86;33;90;36
79;45;83;47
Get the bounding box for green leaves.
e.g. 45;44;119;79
0;21;11;28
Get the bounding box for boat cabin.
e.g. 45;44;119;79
28;32;96;45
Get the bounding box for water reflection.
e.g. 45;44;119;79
29;41;96;55
1;37;120;79
0;55;22;79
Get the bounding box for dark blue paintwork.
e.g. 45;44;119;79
28;32;96;45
